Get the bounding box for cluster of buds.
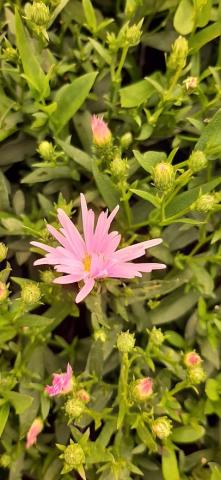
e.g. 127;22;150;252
58;440;86;476
152;416;172;440
188;150;207;173
0;242;8;262
0;281;9;303
130;377;153;402
21;282;41;304
192;193;218;213
152;162;175;192
124;20;143;47
184;351;206;385
117;331;135;353
167;36;188;71
25;2;50;27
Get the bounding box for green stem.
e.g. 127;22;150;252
117;353;129;429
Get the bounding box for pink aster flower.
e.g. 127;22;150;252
26;418;43;449
45;363;73;397
31;194;166;303
91;115;112;145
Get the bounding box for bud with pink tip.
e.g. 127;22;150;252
77;389;90;403
45;363;74;397
184;351;202;368
91;115;112;146
26;418;43;448
131;377;153;402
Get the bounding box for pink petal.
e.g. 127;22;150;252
114;239;162;263
75;278;95;303
31;241;55;253
133;262;166;272
53;274;83;284
57;208;85;257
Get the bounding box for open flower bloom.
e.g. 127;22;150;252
31;194;166;303
45;363;73;397
26;418;43;449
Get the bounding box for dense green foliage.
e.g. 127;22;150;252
0;0;221;478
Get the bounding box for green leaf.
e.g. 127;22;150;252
0;403;10;437
130;188;160;208
92;163;120;210
148;288;199;325
90;39;111;64
82;0;97;31
189;23;221;53
50;72;97;134
196;0;211;28
174;0;194;35
15;9;49;99
172;425;205;443
56;139;92;172
3;391;33;414
48;0;70;27
195;108;221;153
205;379;220;402
133;150;167;173
0;171;10;211
120;79;155;108
162;446;180;480
211;466;221;480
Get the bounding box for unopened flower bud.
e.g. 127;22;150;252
152;416;172;440
188;365;206;385
0;282;9;303
64;443;85;468
153;162;175;192
167;36;188;71
110;155;129;180
94;329;107;343
193;194;217;213
40;269;55;284
125;20;143;46
2;47;17;62
25;2;50;26
65;399;85;419
38;141;55;161
21;283;41;304
77;389;90;403
131;377;153;402
91;115;112;147
184;351;202;368
188;150;207;173
150;327;164;346
117;331;135;353
0;453;11;468
120;132;133;150
0;243;8;262
26;418;43;448
184;76;198;91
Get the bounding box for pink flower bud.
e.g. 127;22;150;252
77;389;90;403
184;351;202;368
131;377;153;402
91;115;112;146
26;418;43;449
45;363;73;397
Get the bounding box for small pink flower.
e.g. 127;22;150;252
31;195;166;303
45;363;73;397
184;351;202;368
132;377;153;402
77;389;90;403
26;418;43;449
91;115;112;145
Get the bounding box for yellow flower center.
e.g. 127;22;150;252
83;254;91;272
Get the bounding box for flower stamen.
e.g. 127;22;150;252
83;254;91;272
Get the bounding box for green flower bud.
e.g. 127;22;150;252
21;283;41;304
0;243;8;262
149;327;165;346
0;453;11;468
188;365;206;385
40;269;55;284
188;150;207;173
0;282;9;303
193;194;217;213
38;141;55;161
167;36;188;71
125;20;143;47
152;416;172;440
64;443;85;468
2;47;17;62
25;2;50;26
120;132;133;150
65;399;85;419
94;329;107;343
184;76;198;91
131;377;153;402
153;162;175;192
117;331;135;353
110;155;129;180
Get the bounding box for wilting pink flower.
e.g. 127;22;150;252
132;377;153;402
26;418;43;449
184;351;202;368
91;115;112;145
45;363;73;397
31;194;165;303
